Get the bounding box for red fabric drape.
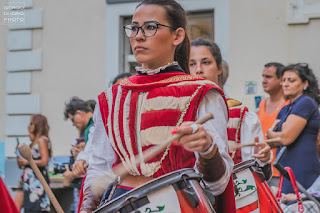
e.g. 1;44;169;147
0;177;19;213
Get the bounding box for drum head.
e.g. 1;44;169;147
94;169;201;213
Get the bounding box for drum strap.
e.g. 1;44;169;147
107;176;121;202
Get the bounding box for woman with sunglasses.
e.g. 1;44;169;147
266;64;320;194
17;114;52;213
81;0;234;212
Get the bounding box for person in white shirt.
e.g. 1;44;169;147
189;38;272;178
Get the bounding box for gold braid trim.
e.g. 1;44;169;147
120;75;203;86
231;106;245;159
146;84;205;176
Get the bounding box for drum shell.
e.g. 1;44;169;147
233;160;282;213
94;169;215;213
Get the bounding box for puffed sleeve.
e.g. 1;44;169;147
240;111;272;166
193;89;234;196
84;102;116;191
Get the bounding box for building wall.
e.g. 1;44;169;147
31;0;107;156
228;0;320;110
3;0;107;157
0;26;7;144
2;0;320;158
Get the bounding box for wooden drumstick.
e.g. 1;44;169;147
18;143;64;213
91;113;214;195
114;112;214;177
229;137;281;152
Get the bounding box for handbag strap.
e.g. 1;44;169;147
276;173;284;202
276;167;304;213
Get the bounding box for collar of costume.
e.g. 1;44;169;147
121;71;204;92
136;61;180;75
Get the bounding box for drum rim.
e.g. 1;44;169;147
232;159;256;174
94;168;201;213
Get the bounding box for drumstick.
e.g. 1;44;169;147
229;137;281;152
91;113;214;195
18;143;64;213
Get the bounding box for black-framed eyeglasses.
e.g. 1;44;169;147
123;21;177;38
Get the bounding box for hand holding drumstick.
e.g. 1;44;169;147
229;137;281;162
91;113;214;196
251;137;271;162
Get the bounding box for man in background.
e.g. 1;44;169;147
258;62;289;186
64;97;95;178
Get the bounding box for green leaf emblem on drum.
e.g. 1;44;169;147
145;206;165;213
234;179;257;197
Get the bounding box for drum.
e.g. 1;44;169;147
94;168;215;213
232;159;282;213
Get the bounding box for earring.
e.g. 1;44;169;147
304;87;307;90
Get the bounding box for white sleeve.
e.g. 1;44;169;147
240;111;272;166
193;90;234;196
84;102;116;191
75;124;95;164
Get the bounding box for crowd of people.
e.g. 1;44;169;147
10;0;319;212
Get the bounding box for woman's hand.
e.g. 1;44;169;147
173;122;215;157
251;137;271;162
17;157;29;168
270;119;280;131
266;119;280;139
173;121;225;182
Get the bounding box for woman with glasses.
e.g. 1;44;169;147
266;64;320;194
81;0;235;212
17;114;52;213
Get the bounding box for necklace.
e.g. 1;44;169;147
266;98;285;113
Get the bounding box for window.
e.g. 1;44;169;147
187;11;214;41
121;11;214;74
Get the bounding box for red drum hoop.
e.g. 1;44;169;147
94;168;215;213
233;160;282;213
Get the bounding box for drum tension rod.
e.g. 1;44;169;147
199;178;216;207
182;175;199;208
127;197;140;213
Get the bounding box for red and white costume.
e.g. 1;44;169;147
84;70;235;211
226;99;269;166
226;99;280;213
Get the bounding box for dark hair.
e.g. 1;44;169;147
136;0;190;74
264;62;284;79
191;38;225;86
221;60;229;87
112;73;132;85
64;97;93;120
191;38;222;69
86;100;96;111
30;114;52;157
282;63;320;105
